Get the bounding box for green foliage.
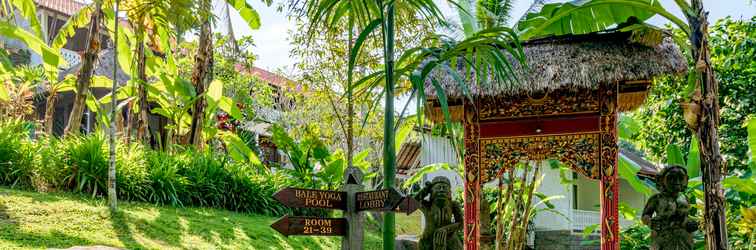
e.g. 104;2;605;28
224;0;262;29
515;0;688;40
270;124;354;191
0;120;36;188
0;21;62;73
115;143;150;202
749;118;756;174
666;143;685;166
63;133;109;197
619;223;652;250
402;163;452;189
630;17;756;173
144;150;187;206
0;123;289;216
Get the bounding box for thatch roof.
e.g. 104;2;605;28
424;31;686;100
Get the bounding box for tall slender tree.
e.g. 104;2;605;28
108;0;119;211
684;1;727;248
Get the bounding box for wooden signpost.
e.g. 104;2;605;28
271;168;419;250
355;188;403;211
271;216;347;237
273;188;347;210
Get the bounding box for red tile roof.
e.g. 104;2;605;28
35;0;86;16
236;65;293;88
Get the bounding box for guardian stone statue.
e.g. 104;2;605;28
414;176;463;250
642;165;698;250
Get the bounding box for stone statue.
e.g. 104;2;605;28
413;176;463;250
642;165;698;250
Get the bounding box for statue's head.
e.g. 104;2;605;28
657;165;688;195
429;176;452;205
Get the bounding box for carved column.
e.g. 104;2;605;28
599;82;619;250
463;100;481;250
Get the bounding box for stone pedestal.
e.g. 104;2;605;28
395;234;418;250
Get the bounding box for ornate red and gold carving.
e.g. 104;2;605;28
463;100;481;250
462;83;620;250
480;133;601;181
478;87;600;121
599;82;620;250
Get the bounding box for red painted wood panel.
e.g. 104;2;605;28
479;115;601;138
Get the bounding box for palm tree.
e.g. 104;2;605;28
516;0;728;248
294;1;525;248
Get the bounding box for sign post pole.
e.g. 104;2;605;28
271;169;418;250
342;167;364;250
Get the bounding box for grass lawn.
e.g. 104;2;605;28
0;188;422;250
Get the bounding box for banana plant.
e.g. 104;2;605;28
188;0;269;148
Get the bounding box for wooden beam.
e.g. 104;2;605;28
479;114;601;139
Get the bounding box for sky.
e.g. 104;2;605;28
219;0;755;72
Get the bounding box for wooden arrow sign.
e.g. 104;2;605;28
271;216;347;237
274;188;347;210
395;197;421;215
356;188;404;211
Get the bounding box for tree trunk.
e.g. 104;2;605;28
189;2;212;149
684;1;728;249
108;0;119;211
135;30;151;146
124;103;132;143
64;3;102;136
44;89;57;135
346;16;354;169
518;164;541;250
382;3;397;250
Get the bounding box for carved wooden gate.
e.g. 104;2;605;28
462;83;620;250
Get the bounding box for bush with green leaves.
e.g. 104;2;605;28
34;136;67;190
0;124;290;216
0;120;36;188
62;133;109;197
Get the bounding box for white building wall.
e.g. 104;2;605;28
533;161;573;231
418;135;464;193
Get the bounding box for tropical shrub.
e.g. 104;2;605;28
34;136;67;190
63;133;109;197
115;143;150;202
145;150;187;206
0;120;36;188
0;123;290;216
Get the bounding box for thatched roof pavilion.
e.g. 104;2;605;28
424;31;687;122
433;29;687;250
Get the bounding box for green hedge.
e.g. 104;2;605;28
0;120;290;216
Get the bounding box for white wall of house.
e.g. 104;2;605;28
575;175;648;212
417;135;464;193
533;163;645;233
533;161;573;231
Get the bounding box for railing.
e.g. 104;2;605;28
571;209;635;233
60;48;81;67
256;107;282;122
